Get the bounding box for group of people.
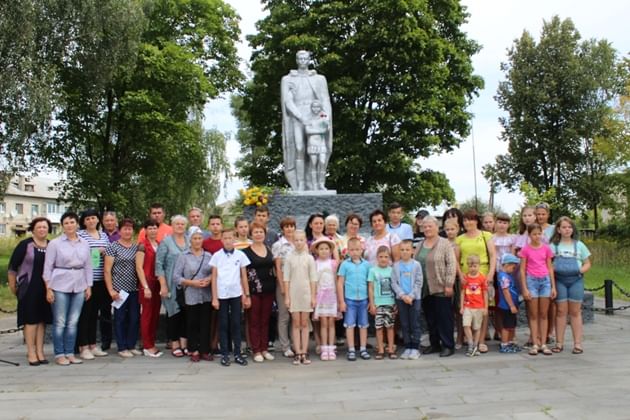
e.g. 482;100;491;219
7;201;591;366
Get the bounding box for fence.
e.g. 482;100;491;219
585;279;630;314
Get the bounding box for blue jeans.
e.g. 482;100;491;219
52;291;85;357
114;291;140;351
396;299;422;349
526;275;552;298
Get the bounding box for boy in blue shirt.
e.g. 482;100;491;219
368;246;396;359
497;253;520;353
391;240;423;359
337;237;372;361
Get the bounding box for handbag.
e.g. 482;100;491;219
176;254;206;308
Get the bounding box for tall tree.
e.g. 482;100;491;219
34;0;241;220
233;0;483;208
0;0;58;195
485;16;626;223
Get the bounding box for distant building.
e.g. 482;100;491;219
0;175;70;237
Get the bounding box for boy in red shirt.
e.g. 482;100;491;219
460;254;488;357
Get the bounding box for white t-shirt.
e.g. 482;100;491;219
209;249;251;299
365;233;401;265
387;223;413;241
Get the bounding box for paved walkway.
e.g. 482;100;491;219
1;309;629;420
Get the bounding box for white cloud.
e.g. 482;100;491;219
209;0;630;214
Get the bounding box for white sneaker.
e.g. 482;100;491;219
253;354;264;363
143;349;163;358
118;350;134;358
399;349;411;360
80;348;95;360
283;349;295;358
90;347;108;357
408;349;421;360
262;351;275;361
130;349;143;356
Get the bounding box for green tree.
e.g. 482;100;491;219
233;0;483;209
485;16;626;225
33;0;241;220
0;0;58;195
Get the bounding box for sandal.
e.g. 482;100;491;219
551;344;564;353
301;353;311;365
572;347;584;354
171;348;184;358
478;343;488;353
292;354;301;365
375;352;384;360
388;351;398;360
541;345;553;356
528;345;539;356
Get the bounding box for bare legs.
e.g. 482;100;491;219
555;301;583;350
24;323;46;363
527;297;550;348
291;312;310;355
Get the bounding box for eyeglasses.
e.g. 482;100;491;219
535;202;550;210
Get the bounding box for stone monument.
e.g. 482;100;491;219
281;50;332;191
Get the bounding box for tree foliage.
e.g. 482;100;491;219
485;16;627;226
1;0;241;220
233;0;483;209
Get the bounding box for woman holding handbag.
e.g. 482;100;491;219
173;229;212;362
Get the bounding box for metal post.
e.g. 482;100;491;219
604;279;614;316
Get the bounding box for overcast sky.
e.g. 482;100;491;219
204;0;630;214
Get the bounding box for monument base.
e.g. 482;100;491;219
245;192;383;234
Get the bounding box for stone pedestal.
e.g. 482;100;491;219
245;192;383;233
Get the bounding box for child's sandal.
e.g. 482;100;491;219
375;352;385;360
541;345;553;356
551;344;564;353
292;354;301;365
528;345;539;356
388;351;398;360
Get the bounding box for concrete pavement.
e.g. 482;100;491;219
0;308;629;419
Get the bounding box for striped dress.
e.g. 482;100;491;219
78;230;110;282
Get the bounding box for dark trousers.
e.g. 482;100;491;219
424;295;455;350
219;297;242;357
77;281;111;347
396;299;422;349
249;292;274;353
186;302;211;354
114;291;139;351
166;309;187;342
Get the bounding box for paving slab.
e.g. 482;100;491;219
1;309;629;419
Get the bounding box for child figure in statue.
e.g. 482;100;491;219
304;100;330;190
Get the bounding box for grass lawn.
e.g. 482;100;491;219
0;285;17;317
584;265;630;302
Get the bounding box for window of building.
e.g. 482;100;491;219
47;202;59;214
24;184;35;192
0;224;5;234
31;204;39;216
15;203;24;215
0;202;5;213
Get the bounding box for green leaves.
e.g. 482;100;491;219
1;0;242;219
234;0;482;208
488;15;626;222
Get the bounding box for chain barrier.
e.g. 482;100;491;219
0;326;23;335
0;306;18;314
612;282;630;299
592;305;630;313
584;284;605;292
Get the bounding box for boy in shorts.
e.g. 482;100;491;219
337;237;372;361
497;253;521;353
368;246;396;359
460;254;488;357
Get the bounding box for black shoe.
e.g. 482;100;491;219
220;356;231;367
28;360;41;366
439;348;455;357
422;346;441;355
38;359;49;365
101;343;111;351
234;355;248;366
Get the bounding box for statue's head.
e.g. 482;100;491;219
310;100;322;114
295;50;311;69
